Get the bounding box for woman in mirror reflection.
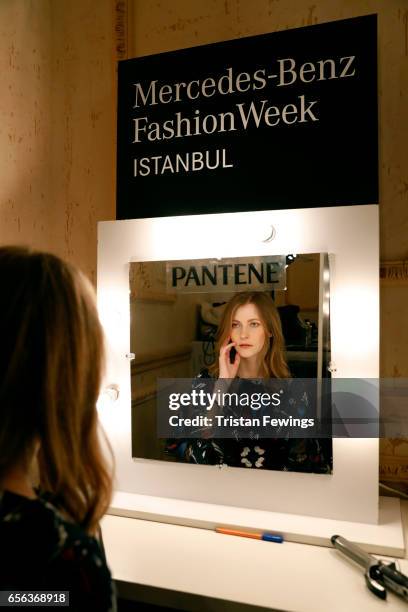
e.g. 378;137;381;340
0;247;116;611
167;291;331;473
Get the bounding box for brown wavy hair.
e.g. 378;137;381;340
210;291;291;379
0;246;113;534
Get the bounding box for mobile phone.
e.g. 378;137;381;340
229;346;237;364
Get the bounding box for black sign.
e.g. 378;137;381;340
117;15;378;220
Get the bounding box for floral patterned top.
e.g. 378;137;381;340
166;370;332;474
0;489;116;611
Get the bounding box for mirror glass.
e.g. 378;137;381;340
130;253;332;473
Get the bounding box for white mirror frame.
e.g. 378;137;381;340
97;204;379;524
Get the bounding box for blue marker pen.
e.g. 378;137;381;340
262;533;284;543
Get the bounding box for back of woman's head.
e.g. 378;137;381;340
0;246;112;533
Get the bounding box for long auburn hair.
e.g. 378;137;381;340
210;291;291;379
0;246;113;534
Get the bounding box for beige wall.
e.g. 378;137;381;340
0;0;115;282
50;0;115;282
0;0;53;251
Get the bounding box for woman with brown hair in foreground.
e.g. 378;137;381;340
0;247;115;610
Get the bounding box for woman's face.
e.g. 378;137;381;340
230;302;268;359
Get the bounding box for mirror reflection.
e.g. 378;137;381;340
130;253;332;473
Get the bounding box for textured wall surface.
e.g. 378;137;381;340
0;0;53;250
50;0;115;282
0;0;115;282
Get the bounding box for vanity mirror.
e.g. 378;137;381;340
129;252;332;472
97;204;379;523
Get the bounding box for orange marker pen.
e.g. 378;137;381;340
215;527;283;543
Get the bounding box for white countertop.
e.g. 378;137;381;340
101;499;408;611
